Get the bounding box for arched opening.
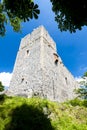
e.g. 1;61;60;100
53;53;59;65
27;50;29;55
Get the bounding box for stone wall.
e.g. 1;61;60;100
7;26;79;102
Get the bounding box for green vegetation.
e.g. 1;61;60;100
0;0;40;36
0;82;5;101
76;72;87;99
83;72;87;77
1;0;87;36
0;82;4;92
0;96;87;130
51;0;87;33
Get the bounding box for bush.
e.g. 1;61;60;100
5;103;54;130
69;98;87;107
0;82;4;92
0;81;5;102
0;96;87;130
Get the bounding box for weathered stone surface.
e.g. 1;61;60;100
7;26;79;102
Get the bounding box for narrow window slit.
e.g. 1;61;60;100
65;77;67;84
27;50;29;55
21;78;24;83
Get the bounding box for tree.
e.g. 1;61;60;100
0;81;4;92
1;0;87;36
76;72;87;99
83;72;87;77
0;0;40;36
0;81;5;101
50;0;87;33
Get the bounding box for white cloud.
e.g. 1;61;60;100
75;76;83;82
0;72;12;87
75;76;87;83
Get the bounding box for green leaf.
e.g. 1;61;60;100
33;12;38;19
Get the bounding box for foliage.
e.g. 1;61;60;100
75;87;87;99
5;104;54;130
0;0;40;36
0;3;7;36
67;98;87;107
83;72;87;77
0;82;4;92
50;0;87;33
0;82;5;102
0;96;87;130
1;0;87;36
4;0;40;21
76;72;87;99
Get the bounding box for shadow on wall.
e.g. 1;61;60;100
4;104;55;130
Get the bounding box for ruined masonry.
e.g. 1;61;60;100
7;26;79;102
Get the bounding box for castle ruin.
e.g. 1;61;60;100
7;26;79;102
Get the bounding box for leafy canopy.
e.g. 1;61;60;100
50;0;87;33
0;0;40;36
1;0;87;36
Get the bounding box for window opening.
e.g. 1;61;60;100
48;44;51;47
21;78;24;83
53;53;59;65
27;50;29;55
55;59;58;65
26;81;27;84
65;77;67;84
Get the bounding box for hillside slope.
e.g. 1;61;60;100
0;96;87;130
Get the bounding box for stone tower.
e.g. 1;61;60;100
7;26;79;102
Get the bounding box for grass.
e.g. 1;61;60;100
0;96;87;130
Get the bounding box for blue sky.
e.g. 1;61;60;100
0;0;87;86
